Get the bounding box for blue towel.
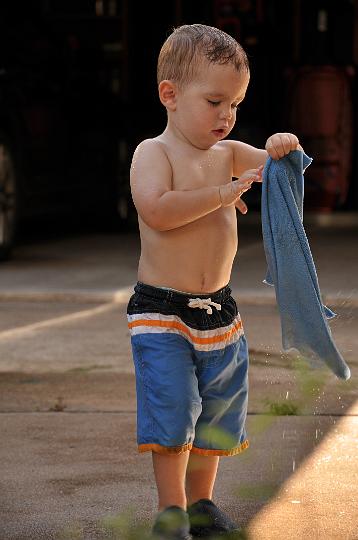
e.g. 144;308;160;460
261;150;351;380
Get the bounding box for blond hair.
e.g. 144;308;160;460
157;23;249;87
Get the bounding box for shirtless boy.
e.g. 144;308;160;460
127;24;300;539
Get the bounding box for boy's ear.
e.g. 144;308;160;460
158;80;177;110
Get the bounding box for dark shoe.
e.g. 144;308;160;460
151;506;193;540
188;499;242;538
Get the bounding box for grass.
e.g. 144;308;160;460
49;396;66;412
266;400;300;416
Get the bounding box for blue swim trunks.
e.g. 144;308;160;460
127;281;249;456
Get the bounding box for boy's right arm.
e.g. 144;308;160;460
130;140;260;231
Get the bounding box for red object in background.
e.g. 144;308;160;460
286;65;354;212
214;0;241;38
215;16;241;39
213;0;264;42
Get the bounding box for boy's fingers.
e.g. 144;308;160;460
256;165;264;181
289;133;299;147
282;133;299;154
266;133;300;159
240;168;262;182
266;139;280;160
230;167;263;202
241;168;257;176
282;134;292;154
236;198;248;214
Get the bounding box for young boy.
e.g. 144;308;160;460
127;23;300;539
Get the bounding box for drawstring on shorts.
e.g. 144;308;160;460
188;297;222;315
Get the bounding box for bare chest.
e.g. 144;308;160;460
168;145;233;191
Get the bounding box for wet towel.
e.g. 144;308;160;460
261;150;351;380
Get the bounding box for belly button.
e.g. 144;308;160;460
200;274;206;289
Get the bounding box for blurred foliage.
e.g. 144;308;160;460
100;511;151;539
235;482;278;502
293;356;329;400
266;400;300;416
197;424;237;450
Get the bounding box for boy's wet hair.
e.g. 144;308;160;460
157;23;249;87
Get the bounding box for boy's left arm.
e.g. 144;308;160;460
227;132;302;178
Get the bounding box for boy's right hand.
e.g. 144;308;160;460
219;166;263;213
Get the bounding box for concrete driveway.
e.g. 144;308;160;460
0;221;357;539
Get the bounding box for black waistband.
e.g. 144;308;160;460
134;281;232;305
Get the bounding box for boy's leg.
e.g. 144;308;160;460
186;453;219;505
185;333;249;536
193;334;249;456
152;450;190;510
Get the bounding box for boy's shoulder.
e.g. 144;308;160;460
132;137;170;165
134;136;167;152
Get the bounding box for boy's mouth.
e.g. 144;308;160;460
212;128;225;137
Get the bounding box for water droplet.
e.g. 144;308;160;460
286;391;289;400
292;459;296;471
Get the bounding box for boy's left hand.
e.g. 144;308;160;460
265;132;302;160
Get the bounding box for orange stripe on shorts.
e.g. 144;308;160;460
127;318;242;345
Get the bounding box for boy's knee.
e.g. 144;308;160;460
153;397;202;447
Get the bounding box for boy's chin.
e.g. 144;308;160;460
195;142;217;150
193;136;222;150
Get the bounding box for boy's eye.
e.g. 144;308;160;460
207;100;240;110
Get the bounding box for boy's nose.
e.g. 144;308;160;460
219;107;232;121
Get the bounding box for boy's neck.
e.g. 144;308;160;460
160;124;215;153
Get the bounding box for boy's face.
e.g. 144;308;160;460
172;61;250;150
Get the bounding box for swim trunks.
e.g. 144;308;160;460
127;281;249;456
